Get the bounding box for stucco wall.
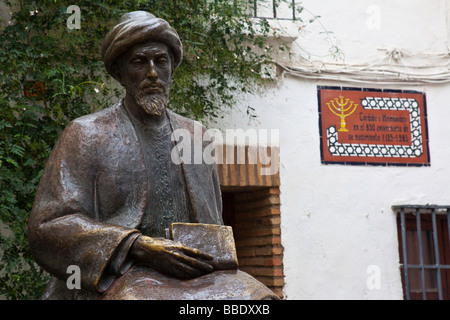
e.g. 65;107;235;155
214;0;450;299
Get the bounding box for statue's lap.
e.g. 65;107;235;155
101;266;280;300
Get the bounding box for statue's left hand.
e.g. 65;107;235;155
129;235;214;279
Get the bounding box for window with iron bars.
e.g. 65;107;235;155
249;0;299;20
393;205;450;300
213;0;299;20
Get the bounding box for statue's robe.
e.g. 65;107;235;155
28;101;279;300
28;101;223;299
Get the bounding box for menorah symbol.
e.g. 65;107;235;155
326;96;358;132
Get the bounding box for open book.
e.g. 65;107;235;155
166;223;239;270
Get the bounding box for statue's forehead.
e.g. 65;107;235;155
126;41;170;57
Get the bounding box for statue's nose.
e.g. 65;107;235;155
147;60;158;78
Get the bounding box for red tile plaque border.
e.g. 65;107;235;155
318;86;430;166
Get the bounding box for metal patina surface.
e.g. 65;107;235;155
28;11;279;300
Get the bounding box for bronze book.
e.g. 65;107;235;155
167;223;239;270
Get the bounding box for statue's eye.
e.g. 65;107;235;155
156;57;168;66
131;58;145;66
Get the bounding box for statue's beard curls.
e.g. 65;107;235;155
132;79;170;116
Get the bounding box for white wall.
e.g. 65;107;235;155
218;77;450;300
292;0;450;63
214;0;450;299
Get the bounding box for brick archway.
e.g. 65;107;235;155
216;144;284;298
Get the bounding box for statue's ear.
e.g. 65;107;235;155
111;65;124;84
116;72;124;85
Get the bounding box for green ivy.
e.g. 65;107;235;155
0;0;300;299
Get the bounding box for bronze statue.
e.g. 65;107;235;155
28;11;279;300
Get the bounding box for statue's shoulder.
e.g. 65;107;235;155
71;102;122;128
167;109;206;132
63;103;124;138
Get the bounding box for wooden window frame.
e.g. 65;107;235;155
395;206;450;300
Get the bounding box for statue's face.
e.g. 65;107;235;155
117;41;173;116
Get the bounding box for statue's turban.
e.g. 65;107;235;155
101;11;183;79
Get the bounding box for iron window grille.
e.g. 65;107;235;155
214;0;298;20
250;0;298;20
393;205;450;300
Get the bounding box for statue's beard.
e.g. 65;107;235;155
134;80;169;116
135;92;169;116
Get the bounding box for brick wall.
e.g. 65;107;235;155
232;188;284;298
216;144;280;188
217;144;284;298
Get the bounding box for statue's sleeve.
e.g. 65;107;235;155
28;120;140;293
206;130;223;224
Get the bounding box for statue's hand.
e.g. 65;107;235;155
130;235;214;279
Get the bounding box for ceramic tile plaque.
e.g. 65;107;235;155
318;86;430;166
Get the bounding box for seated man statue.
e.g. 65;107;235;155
28;11;279;300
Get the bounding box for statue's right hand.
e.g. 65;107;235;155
129;235;214;279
